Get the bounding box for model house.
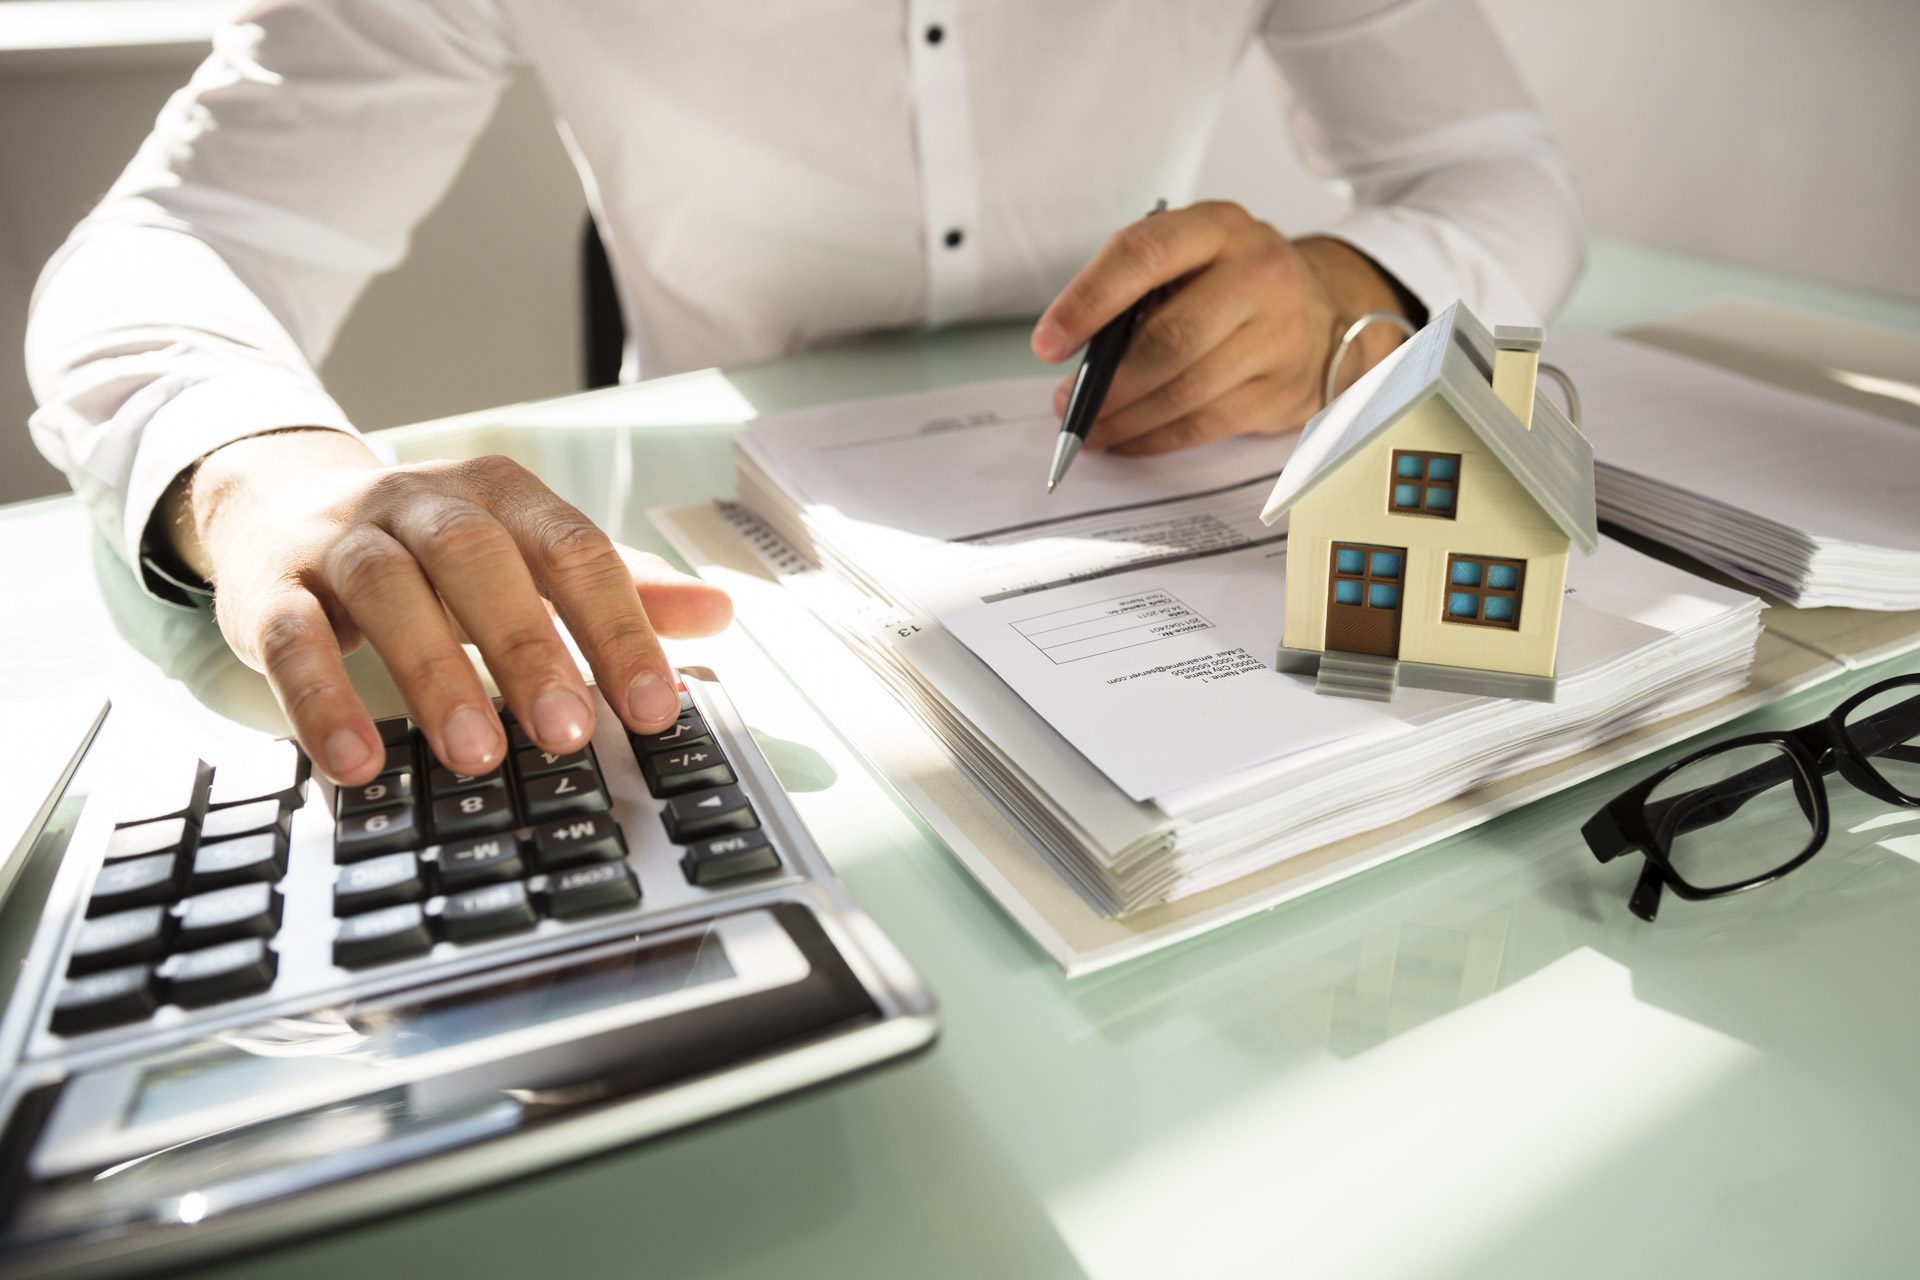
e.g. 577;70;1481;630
1258;302;1597;702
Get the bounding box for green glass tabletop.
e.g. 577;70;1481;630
4;238;1919;1278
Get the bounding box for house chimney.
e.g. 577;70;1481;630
1492;325;1543;430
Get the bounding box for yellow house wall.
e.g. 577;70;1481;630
1280;397;1571;677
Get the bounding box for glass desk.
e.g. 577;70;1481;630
4;239;1919;1278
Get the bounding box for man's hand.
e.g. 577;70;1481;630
1030;201;1414;456
167;430;732;787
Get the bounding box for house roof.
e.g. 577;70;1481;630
1258;302;1599;553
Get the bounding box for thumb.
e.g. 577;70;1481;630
615;542;733;637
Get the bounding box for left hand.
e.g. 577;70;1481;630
1030;201;1413;456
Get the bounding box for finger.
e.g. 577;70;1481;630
244;588;383;786
322;525;505;776
474;460;683;734
1031;205;1230;362
1089;266;1257;421
1085;319;1267;451
614;544;734;637
1110;377;1294;458
385;494;597;757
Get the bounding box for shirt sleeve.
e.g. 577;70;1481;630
1261;0;1584;327
24;1;520;606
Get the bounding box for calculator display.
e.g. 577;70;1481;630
125;934;734;1128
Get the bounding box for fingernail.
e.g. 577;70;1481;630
325;728;372;779
627;672;680;730
1033;320;1066;362
531;687;592;748
443;705;500;769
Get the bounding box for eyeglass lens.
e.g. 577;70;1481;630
1843;683;1920;802
1646;742;1819;891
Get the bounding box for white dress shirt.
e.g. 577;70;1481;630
25;0;1582;605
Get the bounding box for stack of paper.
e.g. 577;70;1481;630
1549;329;1920;609
726;376;1762;916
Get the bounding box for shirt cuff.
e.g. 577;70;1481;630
1314;204;1541;329
124;373;358;608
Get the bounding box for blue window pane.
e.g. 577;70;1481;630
1448;591;1479;618
1335;580;1363;605
1427;456;1458;482
1368;583;1400;609
1451;559;1482;586
1392;484;1420;508
1424;488;1455;512
1336;548;1365;575
1487;563;1519;590
1370;551;1402;579
1484;597;1515;623
1397;454;1423;478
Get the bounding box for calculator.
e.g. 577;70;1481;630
0;670;935;1277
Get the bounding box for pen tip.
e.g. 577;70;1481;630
1046;480;1057;494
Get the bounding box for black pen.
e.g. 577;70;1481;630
1046;198;1168;493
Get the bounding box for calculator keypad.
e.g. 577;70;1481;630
53;749;307;1031
53;683;792;1040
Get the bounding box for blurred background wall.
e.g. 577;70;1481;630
2;0;1915;504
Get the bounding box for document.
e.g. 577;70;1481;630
1551;324;1920;608
736;377;1755;804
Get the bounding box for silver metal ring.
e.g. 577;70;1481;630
1536;361;1582;429
1324;310;1418;408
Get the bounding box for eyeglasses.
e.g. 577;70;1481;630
1582;675;1920;922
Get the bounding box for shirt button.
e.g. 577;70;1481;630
925;24;945;45
943;228;964;250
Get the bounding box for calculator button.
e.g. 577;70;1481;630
435;833;525;892
631;715;709;752
531;813;627;871
175;882;283;948
643;744;736;798
439;881;538;942
375;717;413;746
190;831;288;892
661;787;757;844
520;768;608;823
206;739;309;809
337;771;415;819
167;937;278;1008
334;851;425;913
105;817;191;863
88;852;180;915
506;720;534;750
51;965;158;1034
200;797;288;843
542;861;641;919
515;746;592;779
377;740;414;776
681;832;780;886
431;785;517;841
334;903;433;968
112;755;212;829
69;907;171;974
427;764;501;796
335;804;422;862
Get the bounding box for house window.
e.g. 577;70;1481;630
1443;554;1525;629
1388;451;1460;518
1331;544;1403;609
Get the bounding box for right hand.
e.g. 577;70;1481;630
168;430;733;787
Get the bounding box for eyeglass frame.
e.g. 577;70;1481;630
1582;674;1920;922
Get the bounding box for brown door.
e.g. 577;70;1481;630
1325;542;1406;657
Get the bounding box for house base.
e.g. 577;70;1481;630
1276;645;1559;704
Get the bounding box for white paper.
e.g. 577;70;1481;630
740;375;1758;803
1553;327;1920;553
